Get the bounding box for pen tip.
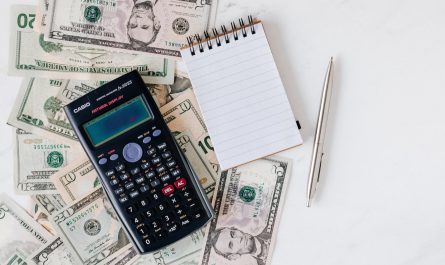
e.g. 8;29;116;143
306;199;311;207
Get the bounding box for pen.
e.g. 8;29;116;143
306;57;334;207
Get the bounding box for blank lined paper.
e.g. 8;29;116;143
181;22;302;170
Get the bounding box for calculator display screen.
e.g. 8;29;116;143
83;96;152;147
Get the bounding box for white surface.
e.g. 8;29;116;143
1;1;445;265
182;22;302;170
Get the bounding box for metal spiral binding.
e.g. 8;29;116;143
187;15;256;56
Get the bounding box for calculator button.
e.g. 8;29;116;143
137;224;148;235
126;205;138;215
110;154;119;161
114;187;124;195
142;136;151;144
174;178;186;189
156;203;168;212
187;201;197;210
162;213;173;223
150;179;160;188
129;190;140;198
119;195;129;203
147;148;156;156
156;165;166;174
161;151;171;159
139;198;149;208
152;129;161;137
169;196;180;206
192;211;203;220
143;236;154;246
135;176;145;184
155;230;166;240
141;162;150;170
151;157;161;165
151;192;161;201
105;169;115;177
130;167;140;175
150;220;161;230
161;185;174;196
160;174;171;182
125;182;135;190
123;142;143;163
171;169;181;177
166;160;176;168
140;185;150;193
167;223;179;233
180;218;191;226
110;179;119;186
145;208;155;219
133;215;144;225
175;207;186;218
157;142;167;150
98;158;107;165
119;173;130;181
115;163;125;171
146;171;156;179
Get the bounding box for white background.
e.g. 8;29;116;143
1;0;445;265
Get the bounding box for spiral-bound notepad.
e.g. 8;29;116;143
181;17;303;170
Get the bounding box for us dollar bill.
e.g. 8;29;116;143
10;5;174;84
32;194;66;216
27;237;74;265
147;72;193;108
200;157;292;265
7;77;99;143
14;129;84;194
50;157;101;203
5;250;28;265
160;90;220;174
44;0;217;58
0;194;52;263
51;188;133;265
134;229;205;265
176;133;217;197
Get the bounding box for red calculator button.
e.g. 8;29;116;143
174;178;187;189
162;185;175;196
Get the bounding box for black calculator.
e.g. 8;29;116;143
64;71;214;254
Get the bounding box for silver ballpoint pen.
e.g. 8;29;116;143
306;57;334;207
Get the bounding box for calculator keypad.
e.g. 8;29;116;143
101;128;207;249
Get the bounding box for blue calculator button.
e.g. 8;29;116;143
110;154;119;161
123;142;143;163
143;136;151;144
152;129;161;137
98;158;107;165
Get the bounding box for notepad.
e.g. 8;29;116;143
181;17;303;170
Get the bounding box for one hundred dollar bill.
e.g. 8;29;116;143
51;188;133;265
0;194;53;263
44;0;217;59
160;90;220;174
14;129;84;194
199;157;292;265
10;5;174;84
7;77;99;143
50;157;101;203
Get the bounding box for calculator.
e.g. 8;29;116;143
64;71;214;254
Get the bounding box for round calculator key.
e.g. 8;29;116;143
123;142;143;163
142;136;151;144
152;129;161;137
143;237;154;246
110;154;119;161
98;158;107;165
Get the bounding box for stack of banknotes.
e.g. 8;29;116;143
2;2;293;265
